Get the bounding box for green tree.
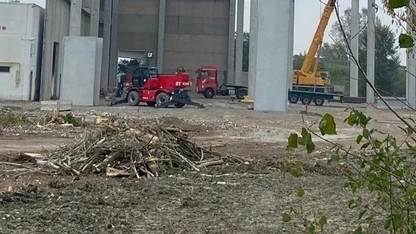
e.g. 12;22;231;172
330;8;405;97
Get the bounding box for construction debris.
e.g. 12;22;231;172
42;120;240;178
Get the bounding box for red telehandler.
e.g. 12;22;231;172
111;67;203;108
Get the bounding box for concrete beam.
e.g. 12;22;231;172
227;0;236;84
248;0;258;97
366;0;375;104
157;0;166;72
253;0;293;112
235;0;244;85
69;0;82;36
349;0;359;97
89;0;100;36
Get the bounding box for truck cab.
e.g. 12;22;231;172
196;65;218;98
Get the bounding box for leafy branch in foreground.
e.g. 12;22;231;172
284;109;416;233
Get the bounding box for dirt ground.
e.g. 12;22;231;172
0;98;412;233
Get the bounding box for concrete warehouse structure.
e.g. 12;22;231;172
101;0;243;91
40;0;102;100
0;2;44;101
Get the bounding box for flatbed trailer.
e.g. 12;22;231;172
288;89;343;106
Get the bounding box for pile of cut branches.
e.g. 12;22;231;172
44;121;238;178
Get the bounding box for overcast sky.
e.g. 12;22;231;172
10;0;407;63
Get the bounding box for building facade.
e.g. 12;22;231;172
0;2;44;101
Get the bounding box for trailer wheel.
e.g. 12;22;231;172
301;95;312;105
127;91;140;106
236;88;248;99
314;97;325;106
289;93;299;104
156;92;170;106
203;88;215;99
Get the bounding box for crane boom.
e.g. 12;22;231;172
294;0;336;87
301;0;336;74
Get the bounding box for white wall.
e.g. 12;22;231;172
0;3;43;100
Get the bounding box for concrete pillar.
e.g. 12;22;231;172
101;0;112;91
350;0;359;97
253;0;293;112
108;0;119;89
227;0;236;84
69;0;82;36
89;0;100;37
407;52;416;108
366;0;376;104
287;0;295;90
235;0;244;85
248;0;258;97
157;0;166;72
406;1;416;108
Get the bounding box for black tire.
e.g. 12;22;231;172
174;103;185;108
289;93;299;104
156;92;170;106
127;91;140;106
203;88;215;99
235;88;248;99
314;96;325;106
301;95;312;105
146;102;156;107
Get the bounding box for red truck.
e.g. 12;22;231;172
196;65;248;99
111;67;203;108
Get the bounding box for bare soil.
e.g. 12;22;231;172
0;98;411;233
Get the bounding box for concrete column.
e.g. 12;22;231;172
253;0;293;112
69;0;82;36
157;0;166;72
227;0;236;84
235;0;244;85
406;1;416;108
407;52;416;108
248;0;258;97
350;0;359;97
287;0;295;90
366;0;375;104
89;0;100;37
101;0;112;91
108;0;119;89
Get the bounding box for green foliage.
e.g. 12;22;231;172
0;111;32;127
287;133;298;149
399;33;414;48
285;110;416;233
388;0;410;8
319;113;337;135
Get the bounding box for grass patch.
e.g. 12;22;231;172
0;111;33;127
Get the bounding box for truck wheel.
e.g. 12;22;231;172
289;94;299;104
156;92;170;107
127;91;140;106
203;88;215;99
146;102;156;107
236;88;248;99
314;97;325;106
301;95;312;105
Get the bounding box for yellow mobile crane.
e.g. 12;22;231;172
293;0;335;88
288;0;343;106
